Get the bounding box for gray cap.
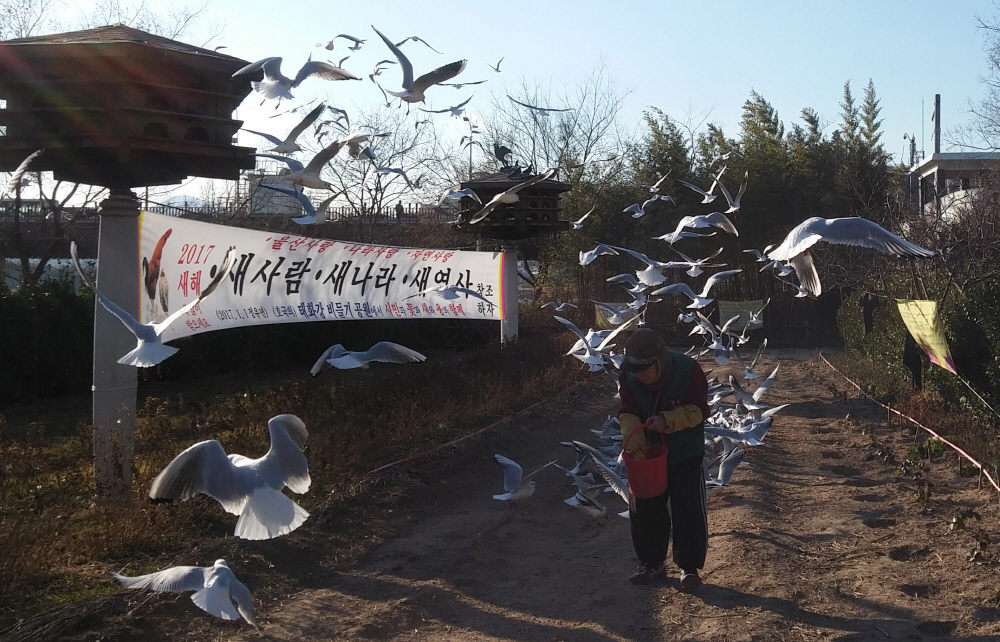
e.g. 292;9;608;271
621;328;670;373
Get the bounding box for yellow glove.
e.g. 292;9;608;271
619;413;646;459
660;404;705;433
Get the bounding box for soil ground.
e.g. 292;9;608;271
28;350;1000;641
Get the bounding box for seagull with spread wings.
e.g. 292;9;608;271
372;26;466;105
649;269;743;309
255;137;345;190
259;184;338;224
1;149;43;199
767;217;936;297
71;242;236;367
439;186;482;205
419;94;473;118
487;57;504;73
233;57;360;102
467;168;557;224
715;170;748;214
653;212;739;244
394;35;442;54
571;206;595;230
508;95;575;114
112;559;259;628
149;415;311;540
316;34;366;51
403;284;491;306
676;167;727;204
242;103;325;154
310;341;426;375
439;80;487;89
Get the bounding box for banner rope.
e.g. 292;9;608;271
818;352;1000;495
366;373;605;475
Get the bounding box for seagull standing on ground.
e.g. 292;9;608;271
149;414;311;540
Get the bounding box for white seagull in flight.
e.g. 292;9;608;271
70;242;236;367
311;341;426;375
242;102;326;154
767;217;936;297
112;559;259;629
372;26;467;104
149;414;312;540
233;56;360;102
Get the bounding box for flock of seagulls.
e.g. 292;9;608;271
3;19;939;631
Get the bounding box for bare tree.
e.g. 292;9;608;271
481;64;629;176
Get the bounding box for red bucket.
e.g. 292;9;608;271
622;423;669;498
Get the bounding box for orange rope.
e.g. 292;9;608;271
819;352;1000;494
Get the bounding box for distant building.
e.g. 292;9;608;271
907;152;1000;220
248;173;305;217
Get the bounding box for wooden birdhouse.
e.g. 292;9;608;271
0;24;256;188
452;168;572;241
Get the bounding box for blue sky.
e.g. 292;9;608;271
60;1;1000;195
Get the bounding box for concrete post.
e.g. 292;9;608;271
500;244;518;344
92;189;140;502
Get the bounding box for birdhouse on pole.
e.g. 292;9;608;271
451;167;572;344
0;24;256;501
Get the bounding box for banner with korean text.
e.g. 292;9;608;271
896;299;957;375
137;212;503;342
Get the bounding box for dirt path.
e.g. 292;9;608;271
122;352;1000;641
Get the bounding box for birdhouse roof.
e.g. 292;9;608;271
1;24;242;62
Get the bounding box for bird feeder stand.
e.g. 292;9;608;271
0;25;256;501
451;168;571;344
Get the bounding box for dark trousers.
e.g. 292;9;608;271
629;455;708;572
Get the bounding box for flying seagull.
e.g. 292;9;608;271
439;186;482;205
419;94;473;118
439;80;487;89
242;102;326;154
467;168;557;224
540;301;578;312
70;242;236;367
376;166;418;189
310;341;426;375
579;243;619;266
493;454;536;501
487;56;504;73
507;95;575;114
711;150;744;166
649;269;743;309
112;559;259;629
653;212;739;244
623;195;672;219
1;149;43;199
372;26;467;104
715;170;748;214
403;285;491;306
233;57;360;102
149;414;311;540
255;137;346;190
675;167;727;204
767;217;936;297
316;34;367;51
571;206;595;230
394;35;442;54
259;184;338;224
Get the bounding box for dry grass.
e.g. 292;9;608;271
0;326;587;632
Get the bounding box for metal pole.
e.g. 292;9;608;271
92;188;140;502
500;243;518;344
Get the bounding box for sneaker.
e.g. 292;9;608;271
679;570;702;592
629;563;666;585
